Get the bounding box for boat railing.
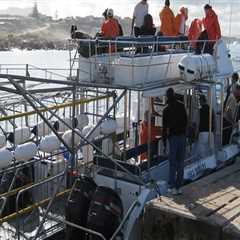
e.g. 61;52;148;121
15;171;66;240
0;63;75;81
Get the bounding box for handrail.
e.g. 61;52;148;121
46;214;107;240
0;189;70;224
15;171;66;239
110;200;140;240
70;38;217;45
0;95;111;121
0;197;7;217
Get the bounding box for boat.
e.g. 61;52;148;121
0;33;238;240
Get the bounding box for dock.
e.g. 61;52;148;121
143;160;240;240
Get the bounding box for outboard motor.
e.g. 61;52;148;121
86;186;123;240
65;176;97;240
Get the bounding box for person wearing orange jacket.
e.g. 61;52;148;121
159;0;176;36
202;4;221;41
188;18;203;48
101;9;120;39
175;7;188;36
140;111;161;161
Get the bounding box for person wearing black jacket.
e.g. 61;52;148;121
162;88;187;195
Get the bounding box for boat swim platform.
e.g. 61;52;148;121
143;159;240;240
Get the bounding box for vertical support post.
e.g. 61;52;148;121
208;87;213;150
24;64;29;126
147;98;152;169
220;83;224;147
123;90;128;161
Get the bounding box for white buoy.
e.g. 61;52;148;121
100;119;118;135
56;118;78;132
39;135;61;153
62;129;82;147
76;114;89;129
8;127;31;145
0;148;13;169
0;134;6;148
32;121;52;137
14;142;37;162
82;125;101;140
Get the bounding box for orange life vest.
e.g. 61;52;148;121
140;121;161;161
159;6;176;36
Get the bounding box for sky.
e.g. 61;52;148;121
0;0;239;36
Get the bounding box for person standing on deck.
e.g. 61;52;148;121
140;111;161;161
175;7;188;36
101;9;120;39
223;82;240;145
162;88;187;195
159;0;176;36
102;8;124;36
188;18;203;48
196;4;221;54
224;72;239;109
202;4;221;42
131;0;149;37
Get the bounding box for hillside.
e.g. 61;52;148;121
0;15;132;50
0;13;237;51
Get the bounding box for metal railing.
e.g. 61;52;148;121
69;37;218;90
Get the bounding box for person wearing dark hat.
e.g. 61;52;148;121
162;88;187;195
159;0;176;36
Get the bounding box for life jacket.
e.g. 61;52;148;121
101;18;120;39
101;18;120;52
175;7;187;35
159;6;176;36
202;9;221;41
140;121;160;161
188;18;203;47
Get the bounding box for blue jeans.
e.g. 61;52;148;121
169;135;186;189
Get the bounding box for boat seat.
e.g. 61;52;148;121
95;155;167;174
120;141;158;161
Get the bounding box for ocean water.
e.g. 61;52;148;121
0;44;238;74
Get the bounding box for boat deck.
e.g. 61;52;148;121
143;159;240;240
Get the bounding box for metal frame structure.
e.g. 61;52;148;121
0;37;236;240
